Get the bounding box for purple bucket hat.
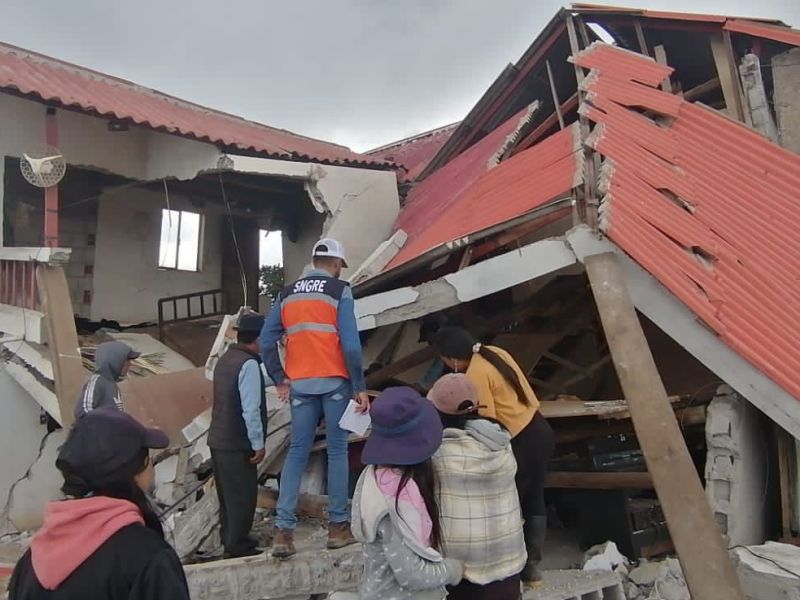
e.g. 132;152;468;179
361;387;443;466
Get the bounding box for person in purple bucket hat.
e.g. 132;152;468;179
351;387;464;600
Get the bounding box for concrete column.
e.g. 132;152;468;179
739;54;779;143
705;386;769;546
772;47;800;154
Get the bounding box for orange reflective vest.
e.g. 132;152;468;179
279;275;349;380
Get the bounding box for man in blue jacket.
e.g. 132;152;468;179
260;238;368;558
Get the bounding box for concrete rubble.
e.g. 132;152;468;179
733;542;800;600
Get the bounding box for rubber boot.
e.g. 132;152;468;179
521;515;547;588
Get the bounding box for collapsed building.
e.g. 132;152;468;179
1;4;800;599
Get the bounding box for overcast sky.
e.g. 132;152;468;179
0;0;797;152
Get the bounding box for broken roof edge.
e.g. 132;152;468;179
566;226;800;439
366;121;462;156
353;197;573;297
570;3;787;26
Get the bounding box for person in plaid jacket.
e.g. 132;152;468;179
428;374;526;600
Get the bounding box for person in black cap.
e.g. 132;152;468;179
208;312;268;558
75;340;141;419
8;407;189;600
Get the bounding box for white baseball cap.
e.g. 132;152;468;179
312;238;348;267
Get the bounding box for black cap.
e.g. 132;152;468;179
235;313;265;333
57;408;169;488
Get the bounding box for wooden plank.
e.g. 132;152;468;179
36;265;86;428
777;425;795;539
684;77;721;101
585;253;743;600
653;45;673;93
546;60;566;130
634;19;650;56
710;32;746;121
546;471;653;489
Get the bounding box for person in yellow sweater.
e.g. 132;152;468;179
433;327;555;588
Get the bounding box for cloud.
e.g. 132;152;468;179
0;0;797;151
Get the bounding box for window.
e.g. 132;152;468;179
158;209;202;271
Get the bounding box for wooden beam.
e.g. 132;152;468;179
366;346;437;388
776;425;796;540
514;93;579;153
546;60;566;130
585;252;744;600
36;265;85;428
710;32;746;122
545;471;653;489
634;19;650;56
653;45;673;93
683;77;721;101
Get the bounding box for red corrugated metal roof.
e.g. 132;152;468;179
575;43;800;401
572;4;785;25
385;107;580;272
0;42;393;169
724;19;800;47
367;123;459;181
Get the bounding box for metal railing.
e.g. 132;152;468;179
157;289;225;341
0;259;40;310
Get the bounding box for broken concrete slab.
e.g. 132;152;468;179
184;544;362;600
582;541;629;572
355;237;576;331
522;570;624;600
733;542;800;600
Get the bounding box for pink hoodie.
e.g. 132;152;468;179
31;497;144;590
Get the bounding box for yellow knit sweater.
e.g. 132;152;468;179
465;346;540;438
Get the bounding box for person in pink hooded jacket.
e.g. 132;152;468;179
9;408;189;600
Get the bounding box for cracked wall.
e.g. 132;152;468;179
0;369;47;531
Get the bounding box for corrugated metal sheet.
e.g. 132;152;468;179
576;43;800;401
0;42;392;168
367;123;459;181
724;19;800;47
573;4;784;25
385;113;580;272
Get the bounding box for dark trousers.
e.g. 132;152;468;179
210;448;258;556
511;411;555;518
447;573;521;599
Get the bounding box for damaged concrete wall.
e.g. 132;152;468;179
0;370;47;514
773;47;800;155
705;386;769;547
218;156;400;281
91;187;223;323
5;429;66;532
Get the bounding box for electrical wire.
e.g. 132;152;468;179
729;545;800;580
217;172;248;307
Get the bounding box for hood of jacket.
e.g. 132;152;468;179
352;465;442;562
441;418;510;451
94;341;132;381
30;497;144;590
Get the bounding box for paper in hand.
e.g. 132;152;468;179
338;399;371;436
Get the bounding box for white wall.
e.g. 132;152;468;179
91;187;223;323
221;156;401;282
0;369;48;510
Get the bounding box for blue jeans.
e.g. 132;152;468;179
276;381;351;530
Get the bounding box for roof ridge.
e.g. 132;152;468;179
366;122;461;155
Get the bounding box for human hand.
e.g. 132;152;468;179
355;391;370;414
250;449;266;464
276;381;291;403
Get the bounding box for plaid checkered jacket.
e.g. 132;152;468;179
432;419;526;584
